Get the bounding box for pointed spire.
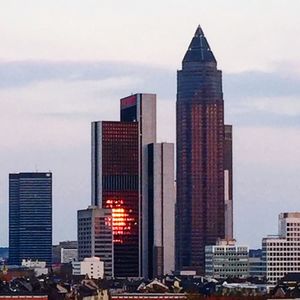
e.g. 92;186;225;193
183;25;216;64
194;25;204;37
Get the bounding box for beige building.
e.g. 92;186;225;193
262;212;300;284
72;257;104;279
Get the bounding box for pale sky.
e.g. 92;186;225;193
0;0;300;248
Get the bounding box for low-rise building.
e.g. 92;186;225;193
21;259;48;276
205;239;249;279
262;212;300;284
72;257;104;279
52;240;78;264
249;249;265;278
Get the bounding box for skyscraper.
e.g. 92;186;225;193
91;93;158;278
91;120;140;277
224;124;233;240
176;26;225;274
9;172;52;266
148;142;175;278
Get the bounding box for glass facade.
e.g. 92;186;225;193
9;172;52;266
101;122;139;277
176;26;225;274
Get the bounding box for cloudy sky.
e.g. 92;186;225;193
0;0;300;248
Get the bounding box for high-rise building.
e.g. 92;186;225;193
148;142;175;277
91;120;140;277
262;212;300;284
91;94;157;278
224;124;233;240
9;172;52;266
176;26;225;274
77;206;113;277
120;93;157;279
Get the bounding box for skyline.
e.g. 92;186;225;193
1;1;300;249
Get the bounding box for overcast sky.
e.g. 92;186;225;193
0;0;300;248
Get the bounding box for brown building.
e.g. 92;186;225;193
176;26;225;274
91;121;139;277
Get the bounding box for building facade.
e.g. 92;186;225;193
9;172;52;266
77;207;113;277
224;124;233;240
262;212;300;284
72;257;104;279
120;94;157;279
52;241;78;264
148;143;175;277
91;120;140;277
176;26;225;274
205;240;249;279
249;249;265;278
21;259;48;277
91;94;165;279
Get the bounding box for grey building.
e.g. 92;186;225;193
52;241;78;264
77;206;113;277
249;249;264;278
224;125;233;240
205;240;249;279
148;142;175;277
9;172;52;266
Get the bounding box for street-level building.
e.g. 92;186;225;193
249;249;265;278
72;257;104;279
205;239;249;278
262;212;300;284
21;259;48;277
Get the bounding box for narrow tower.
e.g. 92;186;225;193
176;26;225;274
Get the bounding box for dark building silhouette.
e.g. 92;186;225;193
176;26;225;274
9;172;52;266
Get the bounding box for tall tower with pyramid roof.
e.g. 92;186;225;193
176;26;225;274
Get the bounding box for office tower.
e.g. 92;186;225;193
262;212;300;284
91;121;139;277
78;207;113;277
205;239;249;279
9;172;52;266
148;143;175;278
91;93;157;278
224;125;233;240
176;26;225;274
120;93;156;279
